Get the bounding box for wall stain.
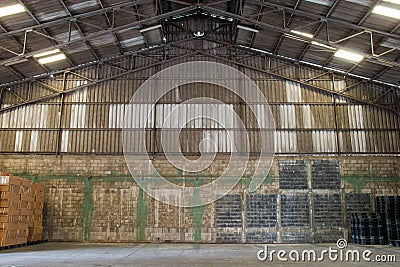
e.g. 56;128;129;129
341;175;400;193
191;179;205;242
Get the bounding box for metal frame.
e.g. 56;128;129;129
1;36;398;117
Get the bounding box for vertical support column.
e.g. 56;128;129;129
341;184;347;240
56;72;67;155
332;73;341;155
0;88;4;109
241;190;247;243
307;160;315;243
276;193;281;243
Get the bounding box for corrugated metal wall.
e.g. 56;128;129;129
0;52;398;155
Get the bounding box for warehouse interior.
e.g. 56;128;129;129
0;0;399;266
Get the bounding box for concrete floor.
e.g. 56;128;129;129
0;242;399;267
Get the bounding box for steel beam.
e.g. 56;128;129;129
202;6;400;69
0;5;197;67
247;0;400;40
198;51;399;114
0;52;197;113
0;36;196;88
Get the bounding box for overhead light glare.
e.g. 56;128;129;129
383;0;400;5
5;58;28;66
334;49;364;62
372;5;400;19
290;30;314;38
139;24;161;33
38;53;66;64
0;4;25;18
237;25;259;33
33;49;61;58
311;41;336;50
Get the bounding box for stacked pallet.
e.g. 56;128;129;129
350;213;385;245
0;173;44;247
375;196;400;247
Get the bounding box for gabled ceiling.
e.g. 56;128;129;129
0;0;399;88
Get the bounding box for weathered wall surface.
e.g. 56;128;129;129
0;155;399;243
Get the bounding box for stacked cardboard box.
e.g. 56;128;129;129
28;182;44;242
0;172;44;247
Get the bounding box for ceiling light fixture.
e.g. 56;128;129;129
38;53;66;64
4;58;28;66
237;25;259;33
372;5;400;19
290;30;314;38
0;4;25;18
334;49;364;62
383;0;400;4
193;31;204;37
139;24;161;33
33;49;61;58
311;41;336;50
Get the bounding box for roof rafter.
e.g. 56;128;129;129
18;0;75;68
0;5;197;67
272;0;302;55
57;0;101;60
202;5;400;69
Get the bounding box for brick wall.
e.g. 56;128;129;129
0;155;399;243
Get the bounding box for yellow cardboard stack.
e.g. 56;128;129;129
0;174;20;247
0;172;44;247
28;182;44;242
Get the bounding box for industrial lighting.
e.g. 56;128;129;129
372;5;400;19
311;41;336;50
33;49;61;58
5;58;28;66
38;53;66;64
139;24;161;33
290;30;314;38
0;4;25;18
193;31;204;37
334;49;364;62
383;0;400;4
237;25;259;33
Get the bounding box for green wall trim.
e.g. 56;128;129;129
136;178;148;241
341;175;400;193
82;177;92;241
191;179;205;242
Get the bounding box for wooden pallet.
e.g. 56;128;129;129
0;239;48;251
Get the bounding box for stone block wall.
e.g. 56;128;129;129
0;155;399;243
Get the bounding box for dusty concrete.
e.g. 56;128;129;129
0;242;399;266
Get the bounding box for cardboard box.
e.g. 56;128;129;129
33;208;43;215
0;215;19;223
0;199;18;208
17;229;28;238
0;184;18;192
33;221;42;227
0;238;17;246
19;201;29;209
0;176;20;186
0;222;18;231
20;193;31;202
0;207;20;215
18;178;32;188
0;191;20;201
0;230;18;239
33;215;43;222
28;226;43;242
19;215;29;223
16;237;27;245
20;208;29;216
